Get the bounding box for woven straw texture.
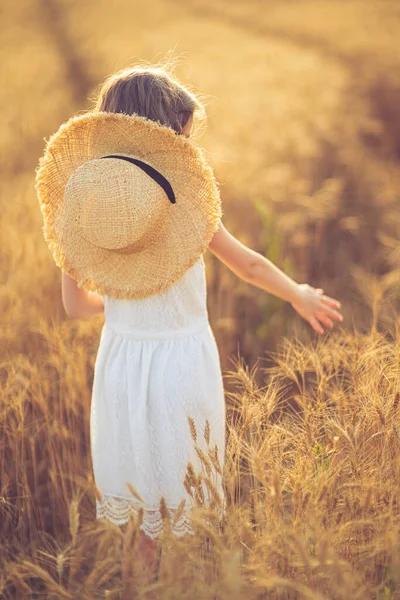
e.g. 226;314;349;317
35;111;223;300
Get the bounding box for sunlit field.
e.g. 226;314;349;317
1;0;400;597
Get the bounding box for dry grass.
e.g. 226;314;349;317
1;0;400;597
1;323;400;598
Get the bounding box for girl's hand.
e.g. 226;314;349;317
291;284;343;335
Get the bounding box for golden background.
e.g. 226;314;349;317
1;1;400;597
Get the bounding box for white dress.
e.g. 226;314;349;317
90;254;226;539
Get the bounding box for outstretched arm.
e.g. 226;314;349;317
62;271;104;319
208;221;343;335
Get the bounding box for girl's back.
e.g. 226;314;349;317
103;254;209;337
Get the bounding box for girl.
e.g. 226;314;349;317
37;64;343;586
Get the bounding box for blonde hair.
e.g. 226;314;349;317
93;62;205;135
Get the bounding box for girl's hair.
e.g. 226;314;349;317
93;63;205;135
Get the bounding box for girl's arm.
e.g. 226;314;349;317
208;222;343;335
62;271;104;319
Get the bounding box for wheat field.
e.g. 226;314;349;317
1;0;400;598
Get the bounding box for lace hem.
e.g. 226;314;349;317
96;494;195;539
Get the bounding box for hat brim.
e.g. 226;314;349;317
35;111;222;299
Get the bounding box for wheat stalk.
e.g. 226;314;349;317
188;416;197;443
204;419;211;445
126;482;145;503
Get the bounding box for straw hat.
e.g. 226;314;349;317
35;111;222;300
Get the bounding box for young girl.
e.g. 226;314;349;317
36;64;343;585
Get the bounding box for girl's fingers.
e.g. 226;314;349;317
319;304;343;322
309;315;324;335
320;294;341;309
315;312;334;329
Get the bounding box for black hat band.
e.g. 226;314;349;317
100;155;176;204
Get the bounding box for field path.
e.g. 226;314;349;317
4;0;398;188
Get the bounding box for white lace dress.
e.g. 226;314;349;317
90;253;226;539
